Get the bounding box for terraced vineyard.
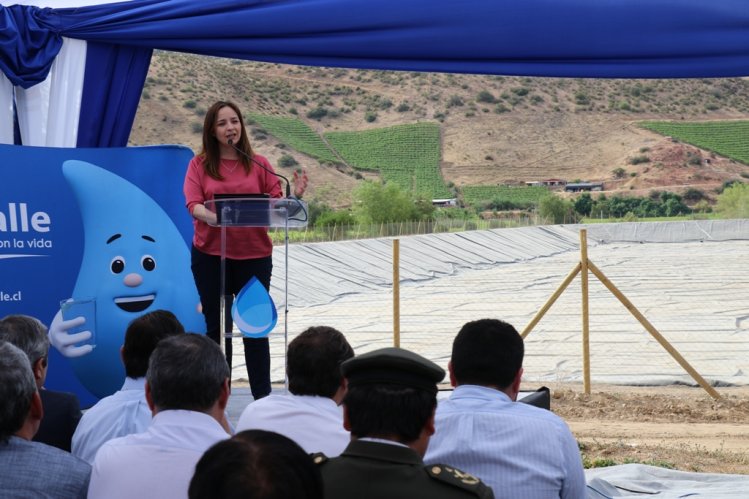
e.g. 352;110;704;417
247;113;340;163
325;122;451;198
639;120;749;165
461;185;550;207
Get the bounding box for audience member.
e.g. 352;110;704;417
424;319;586;499
0;314;81;451
88;333;231;499
0;341;91;497
236;326;353;455
316;347;494;499
72;309;185;463
189;429;323;499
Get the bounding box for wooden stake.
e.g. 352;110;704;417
393;239;400;348
587;260;721;400
580;230;591;394
521;262;582;338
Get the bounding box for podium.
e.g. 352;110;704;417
204;196;308;384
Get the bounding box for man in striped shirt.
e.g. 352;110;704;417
425;319;586;499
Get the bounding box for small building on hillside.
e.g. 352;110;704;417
564;182;604;192
525;178;567;188
432;198;458;207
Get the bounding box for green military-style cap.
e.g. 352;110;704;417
341;347;445;393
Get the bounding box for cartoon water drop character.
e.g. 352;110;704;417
49;160;203;398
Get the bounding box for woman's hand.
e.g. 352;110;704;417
293;169;309;198
192;204;218;225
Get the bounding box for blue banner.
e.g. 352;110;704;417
0;144;203;406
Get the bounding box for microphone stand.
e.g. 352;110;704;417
227;138;297;390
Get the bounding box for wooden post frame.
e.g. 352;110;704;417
522;229;720;400
393;238;400;348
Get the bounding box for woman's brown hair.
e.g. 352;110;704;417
199;101;254;180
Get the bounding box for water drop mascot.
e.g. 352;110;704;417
49;160;204;399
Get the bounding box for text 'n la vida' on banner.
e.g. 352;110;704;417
0;144;203;407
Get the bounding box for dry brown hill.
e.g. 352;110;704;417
130;51;749;207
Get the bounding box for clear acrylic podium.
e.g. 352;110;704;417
204;196;308;385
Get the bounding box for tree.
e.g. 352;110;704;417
352;180;433;224
715;182;749;218
574;193;593;216
538;195;577;224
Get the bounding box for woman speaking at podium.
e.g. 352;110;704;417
183;101;307;399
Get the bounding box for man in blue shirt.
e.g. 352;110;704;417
424;319;586;499
72;309;185;463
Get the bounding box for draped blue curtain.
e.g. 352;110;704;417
77;42;152;147
32;0;749;79
0;5;62;89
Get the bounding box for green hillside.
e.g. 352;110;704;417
325;122;450;198
639;120;749;165
247;113;339;163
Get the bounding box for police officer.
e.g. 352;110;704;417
314;347;494;499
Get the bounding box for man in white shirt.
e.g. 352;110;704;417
424;319;586;499
236;326;353;456
88;334;231;499
73;310;185;463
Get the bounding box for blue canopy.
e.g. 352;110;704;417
4;0;749;88
2;0;749;147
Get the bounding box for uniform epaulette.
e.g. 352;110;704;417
311;452;328;465
425;464;493;497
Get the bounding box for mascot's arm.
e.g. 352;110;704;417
49;309;94;358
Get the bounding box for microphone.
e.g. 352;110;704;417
228;138;291;198
227;138;305;219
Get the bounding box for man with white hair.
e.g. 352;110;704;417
0;340;91;497
0;314;81;451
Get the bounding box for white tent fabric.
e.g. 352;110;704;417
14;37;86;146
586;464;749;498
0;74;12;143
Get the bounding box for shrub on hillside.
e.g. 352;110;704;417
278;154;298;168
476;90;497;104
628;155;650;165
306;107;328;120
447;95;464;108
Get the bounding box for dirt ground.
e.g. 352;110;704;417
545;383;749;474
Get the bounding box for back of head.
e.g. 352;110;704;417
147;333;229;412
287;326;354;398
0;341;37;443
189;429;323;499
341;347;444;443
451;318;524;390
122;310;185;378
0;314;49;367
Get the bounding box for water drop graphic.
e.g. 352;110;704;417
232;276;278;338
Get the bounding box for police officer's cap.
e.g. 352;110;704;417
342;347;445;393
